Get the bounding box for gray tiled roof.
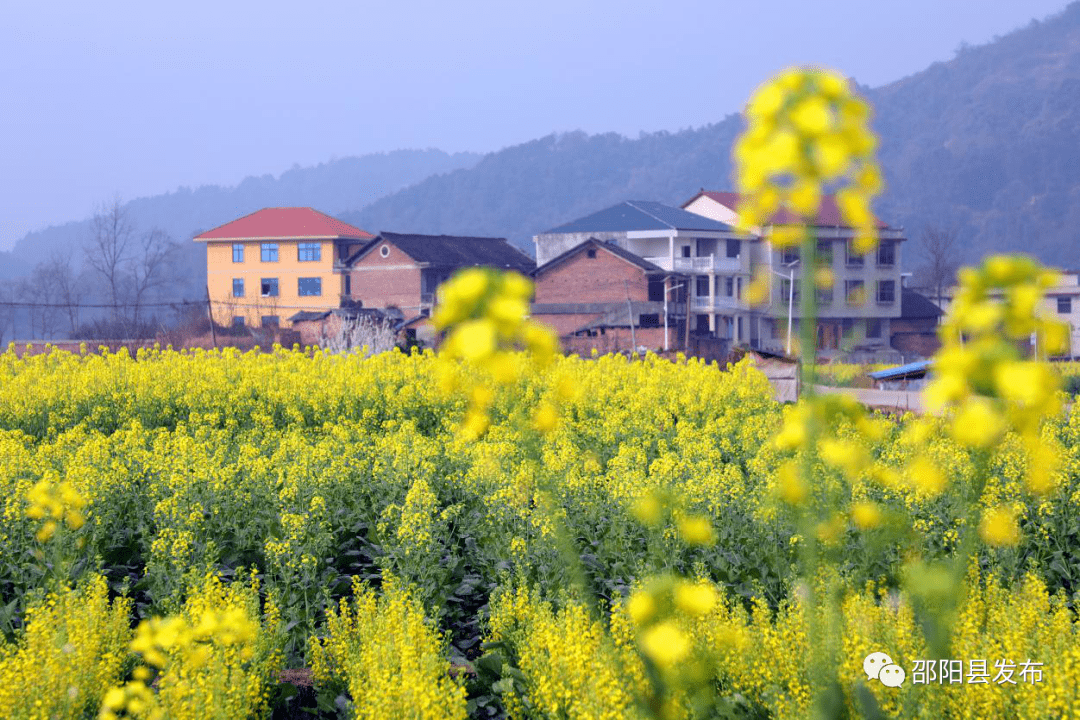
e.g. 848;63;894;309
542;201;734;234
532;237;668;277
349;232;534;272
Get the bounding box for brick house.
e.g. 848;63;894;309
682;190;907;355
534;200;747;346
890;289;944;358
342;232;534;342
194;207;373;329
531;237;688;353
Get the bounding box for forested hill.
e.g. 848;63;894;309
1;149;482;285
348;2;1080;266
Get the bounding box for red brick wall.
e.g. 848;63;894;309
535;248;650;303
348;242;423;312
562;326;669;355
533;313;601;336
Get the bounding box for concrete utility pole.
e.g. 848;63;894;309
663;280;686;352
771;261;798;356
624;280;636;351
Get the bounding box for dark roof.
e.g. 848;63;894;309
288;310;333;323
542;201;735;234
683;190;893;230
869;360;932;381
900;289;945;319
347;232;534;272
532;238;670;277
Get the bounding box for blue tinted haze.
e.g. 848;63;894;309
0;0;1070;250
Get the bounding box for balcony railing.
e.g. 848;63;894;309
644;255;742;273
690;296;744;312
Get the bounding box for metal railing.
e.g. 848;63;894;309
645;255;742;273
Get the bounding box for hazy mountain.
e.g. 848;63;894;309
349;3;1080;266
5;149;482;292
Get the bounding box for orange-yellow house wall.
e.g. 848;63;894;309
205;240;344;328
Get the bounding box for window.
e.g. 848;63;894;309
586;248;597;258
842;318;855;340
298;242;322;262
877;241;896;266
846;279;865;305
1058;296;1072;314
877;280;896;304
817;285;833;305
725;277;734;297
696;276;710;296
232;244;244;263
379;245;390;258
867;318;883;338
344;275;352;296
261;278;279;297
298;277;322;297
781;279;800;304
639;313;660;328
261;243;279;262
816;240;833;264
726;239;740;258
231;316;245;328
232;278;244;298
261;316;279;328
782;247;800;265
681;246;692;258
695;314;709;333
846;241;864;267
736;277;742;300
648;279;665;302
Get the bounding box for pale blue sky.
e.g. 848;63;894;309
0;0;1071;251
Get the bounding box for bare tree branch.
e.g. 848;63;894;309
918;225;961;307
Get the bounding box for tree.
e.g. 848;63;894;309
85;197;134;324
918;225;961;307
0;278;13;346
37;250;88;334
84;197;180;336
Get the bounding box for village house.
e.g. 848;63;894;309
194;207;374;329
682;190;907;356
933;269;1080;358
341;231;534;343
533;201;751;349
530;237;689;355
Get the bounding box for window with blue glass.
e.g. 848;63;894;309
261;243;279;262
260;278;279;297
297;242;321;262
298;277;322;296
232;278;244;297
232;243;244;262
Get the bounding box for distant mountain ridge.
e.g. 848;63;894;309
1;149;482;285
6;2;1080;286
347;2;1080;266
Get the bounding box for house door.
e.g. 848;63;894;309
818;322;840;350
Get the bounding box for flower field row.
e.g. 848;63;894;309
1;341;1079;717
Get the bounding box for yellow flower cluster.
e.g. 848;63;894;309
0;574;131;720
26;474;86;542
486;586;646;720
309;575;466;720
734;68;882;252
432;267;561;438
100;573;282;720
925;255;1068;496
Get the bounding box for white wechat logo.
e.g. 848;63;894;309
864;651;906;687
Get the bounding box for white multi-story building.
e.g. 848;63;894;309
682;191;907;354
935;269;1080;359
533;200;760;344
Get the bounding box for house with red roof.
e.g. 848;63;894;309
194;207;373;330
